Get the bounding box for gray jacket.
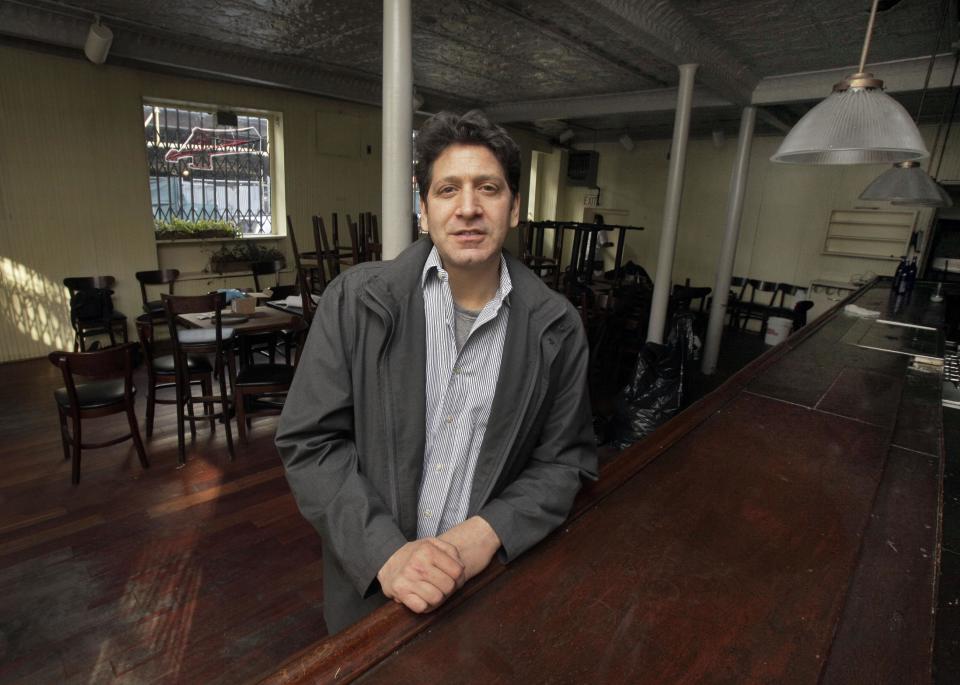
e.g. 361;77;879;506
276;238;598;633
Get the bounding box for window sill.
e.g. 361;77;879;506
174;267;295;282
156;235;285;245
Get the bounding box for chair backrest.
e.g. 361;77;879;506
742;279;760;303
250;259;285;292
48;342;137;406
63;276;117;324
773;283;798;308
161;292;230;353
346;214;365;263
136;269;179;307
63;275;116;295
310;215;333;288
672;285;712;313
299;285;317;326
367;213;381;261
793;300;814;328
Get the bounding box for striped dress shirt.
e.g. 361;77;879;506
417;246;512;538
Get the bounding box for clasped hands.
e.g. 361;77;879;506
376;515;500;614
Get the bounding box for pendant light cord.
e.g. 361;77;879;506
916;0;951;126
933;54;960;180
857;0;881;74
919;0;954;175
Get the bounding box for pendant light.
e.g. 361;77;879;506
860;161;952;206
771;0;929;164
860;0;953;207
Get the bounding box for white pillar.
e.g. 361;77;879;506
381;0;413;260
702;106;757;375
646;63;697;344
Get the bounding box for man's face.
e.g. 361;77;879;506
420;143;520;273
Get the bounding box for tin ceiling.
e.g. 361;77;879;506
1;0;955;141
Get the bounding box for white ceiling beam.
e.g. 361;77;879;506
753;54;958;106
486;88;731;123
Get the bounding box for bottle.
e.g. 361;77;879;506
892;256;907;293
904;256;918;295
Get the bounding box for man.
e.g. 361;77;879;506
276;110;597;635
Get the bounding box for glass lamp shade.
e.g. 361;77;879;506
771;84;929;165
860;162;952;207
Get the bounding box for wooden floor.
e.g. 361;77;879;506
0;358;327;684
0;325;819;684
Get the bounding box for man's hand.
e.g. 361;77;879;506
438;516;501;581
377;538;466;614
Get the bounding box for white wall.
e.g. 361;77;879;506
556;126;956;299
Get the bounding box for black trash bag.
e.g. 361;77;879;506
609;261;654;291
609;312;699;449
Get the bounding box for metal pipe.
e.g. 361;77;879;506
702;106;757;375
381;0;413;260
857;0;880;74
646;63;697;344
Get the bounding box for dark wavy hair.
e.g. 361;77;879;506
414;110;521;205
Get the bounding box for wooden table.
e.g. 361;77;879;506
260;279;944;684
178;306;300;335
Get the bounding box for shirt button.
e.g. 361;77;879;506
435;463;443;473
453;367;461;375
446;415;453;424
424;509;433;518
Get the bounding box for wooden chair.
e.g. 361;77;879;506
346;213;381;263
135;314;214;439
136;269;179;320
234;319;307;442
365;213;382;261
162;292;237;464
727;277;759;330
739;282;797;333
521;223;564;290
670;283;712;314
288;216;325;297
48;342;148;484
63;276;128;351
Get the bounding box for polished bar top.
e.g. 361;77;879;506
261;279;943;685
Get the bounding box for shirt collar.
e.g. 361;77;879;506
421;246;513;308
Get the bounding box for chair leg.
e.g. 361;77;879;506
235;387;247;443
146;378;156;438
220;352;236;461
186;386;198;440
201;375;215;432
126;405;150;470
71;415;82;485
173;355;187;466
57;406;70;461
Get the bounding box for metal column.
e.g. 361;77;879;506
646;63;697;344
702;106;757;375
381;0;413;260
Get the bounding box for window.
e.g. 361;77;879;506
143;103;275;235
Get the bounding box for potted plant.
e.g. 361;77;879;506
155;218;241;241
208;241;286;273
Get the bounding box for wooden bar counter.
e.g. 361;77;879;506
261;279;944;684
